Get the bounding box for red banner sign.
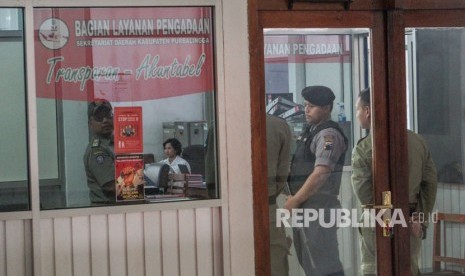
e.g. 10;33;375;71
264;34;351;63
34;7;214;102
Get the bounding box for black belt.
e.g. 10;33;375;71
409;202;418;216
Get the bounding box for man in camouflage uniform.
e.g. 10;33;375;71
351;88;437;276
266;114;291;276
83;99;115;205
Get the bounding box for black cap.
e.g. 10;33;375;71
88;99;112;119
301;86;335;106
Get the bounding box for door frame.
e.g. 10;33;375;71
248;1;465;275
249;7;403;276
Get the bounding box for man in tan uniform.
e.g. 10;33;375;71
351;88;437;276
83;99;116;205
266;114;291;276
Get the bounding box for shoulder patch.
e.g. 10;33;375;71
324;135;335;150
92;138;100;148
297;135;307;142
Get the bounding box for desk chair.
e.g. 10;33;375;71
423;213;465;275
181;144;205;175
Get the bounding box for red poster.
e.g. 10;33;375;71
114;106;143;154
33;7;214;102
115;154;145;202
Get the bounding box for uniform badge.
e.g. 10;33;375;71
96;155;105;164
324;135;335;150
92;138;100;147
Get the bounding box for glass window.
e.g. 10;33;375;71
34;7;218;209
0;8;28;212
264;29;369;155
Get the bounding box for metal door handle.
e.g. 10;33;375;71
361;191;394;238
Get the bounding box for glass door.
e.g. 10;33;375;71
253;10;403;276
264;28;369;276
405;24;465;274
253;4;465;276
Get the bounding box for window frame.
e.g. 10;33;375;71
0;0;226;217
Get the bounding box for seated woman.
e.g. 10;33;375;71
161;138;191;174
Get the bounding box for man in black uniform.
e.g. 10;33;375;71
285;86;347;276
83;99;115;205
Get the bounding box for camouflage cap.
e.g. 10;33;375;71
88;99;112;119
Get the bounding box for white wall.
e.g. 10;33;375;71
0;207;223;276
37;98;59;180
221;0;255;275
305;62;353;121
0;40;28;182
114;94;207;160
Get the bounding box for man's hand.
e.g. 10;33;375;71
284;195;300;211
410;216;423;238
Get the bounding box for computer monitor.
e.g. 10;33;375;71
144;162;170;188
